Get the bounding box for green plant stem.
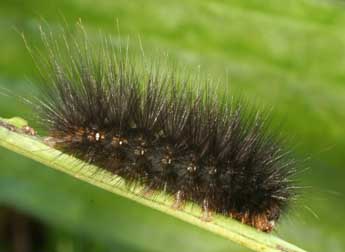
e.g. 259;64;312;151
0;117;306;252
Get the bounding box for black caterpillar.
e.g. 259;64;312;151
31;26;297;232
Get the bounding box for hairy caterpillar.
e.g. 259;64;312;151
24;25;297;232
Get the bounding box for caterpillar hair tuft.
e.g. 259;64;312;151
30;25;298;232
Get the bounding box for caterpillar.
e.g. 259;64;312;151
26;25;297;232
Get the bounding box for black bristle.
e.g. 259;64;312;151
33;26;297;232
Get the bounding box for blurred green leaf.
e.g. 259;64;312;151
0;0;344;251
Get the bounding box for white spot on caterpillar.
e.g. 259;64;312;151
187;166;197;172
209;168;217;175
269;220;275;226
95;132;100;141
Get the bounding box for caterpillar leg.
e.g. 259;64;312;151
229;210;274;232
241;212;250;224
230;210;250;225
171;190;184;210
252;214;275;232
140;186;155;198
200;199;212;222
21;125;36;136
43;136;58;147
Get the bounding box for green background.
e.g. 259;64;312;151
0;0;345;251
